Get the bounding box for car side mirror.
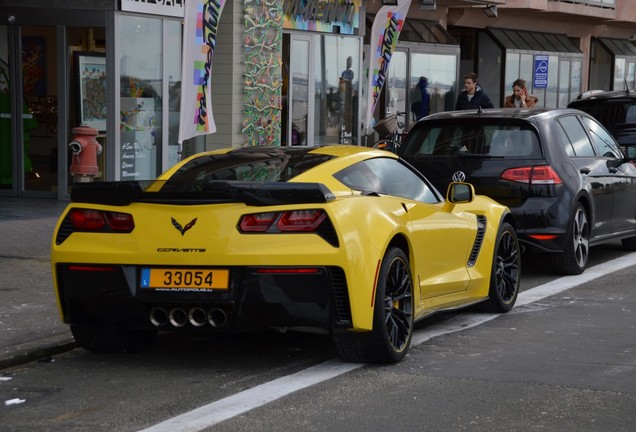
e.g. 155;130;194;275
623;144;636;160
447;182;474;204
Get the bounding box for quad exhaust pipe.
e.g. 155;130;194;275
149;307;228;328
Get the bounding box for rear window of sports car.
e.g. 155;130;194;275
163;150;334;189
401;123;541;159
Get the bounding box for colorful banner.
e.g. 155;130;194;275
364;0;411;135
178;0;227;144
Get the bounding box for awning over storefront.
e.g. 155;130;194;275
488;28;581;53
595;38;636;57
399;19;458;44
365;17;458;45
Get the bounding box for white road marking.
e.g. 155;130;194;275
139;252;636;432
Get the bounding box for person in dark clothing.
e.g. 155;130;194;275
455;72;494;110
410;76;430;121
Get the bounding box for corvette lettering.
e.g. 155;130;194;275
157;248;207;253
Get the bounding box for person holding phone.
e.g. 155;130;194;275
504;78;538;108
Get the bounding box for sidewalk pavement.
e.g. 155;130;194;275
0;196;77;370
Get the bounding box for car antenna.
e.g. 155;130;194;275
625;78;630;94
477;106;485;115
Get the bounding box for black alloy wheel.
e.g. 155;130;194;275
483;222;520;312
332;247;414;364
551;203;589;275
380;248;414;356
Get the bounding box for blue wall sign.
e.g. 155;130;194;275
534;55;549;89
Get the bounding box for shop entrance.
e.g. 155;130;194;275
0;20;105;198
282;32;361;147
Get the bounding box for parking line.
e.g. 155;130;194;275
138;252;636;432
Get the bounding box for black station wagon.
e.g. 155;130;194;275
399;108;636;275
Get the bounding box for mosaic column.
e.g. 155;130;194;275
242;0;283;146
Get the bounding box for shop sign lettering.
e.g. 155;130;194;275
121;0;185;18
283;0;359;33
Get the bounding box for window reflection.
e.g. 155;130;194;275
119;16;162;181
315;35;360;145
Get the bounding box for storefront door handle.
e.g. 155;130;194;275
0;113;11;119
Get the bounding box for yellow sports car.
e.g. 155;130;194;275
51;145;520;363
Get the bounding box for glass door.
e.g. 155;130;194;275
288;35;312;146
0;25;13;192
21;26;58;195
283;33;361;146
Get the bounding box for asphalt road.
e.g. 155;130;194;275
1;196;635;431
1;248;635;431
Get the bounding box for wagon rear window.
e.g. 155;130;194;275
402;124;542;159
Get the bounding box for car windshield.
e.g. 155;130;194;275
402;123;541;159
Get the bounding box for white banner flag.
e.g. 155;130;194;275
364;0;412;135
178;0;227;144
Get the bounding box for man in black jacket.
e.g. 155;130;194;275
455;72;494;110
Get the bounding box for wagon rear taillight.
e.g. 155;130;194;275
501;165;562;185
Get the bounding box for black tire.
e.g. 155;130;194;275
71;324;157;353
481;222;520;312
550;203;589;275
332;247;414;364
621;236;636;251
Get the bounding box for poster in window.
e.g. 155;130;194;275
75;52;107;131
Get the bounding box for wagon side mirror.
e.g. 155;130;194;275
623;144;636;160
447;182;474;204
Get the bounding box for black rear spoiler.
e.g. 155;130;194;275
70;181;336;207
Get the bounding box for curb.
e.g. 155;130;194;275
0;334;77;371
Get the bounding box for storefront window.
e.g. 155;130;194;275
284;33;361;147
505;52;582;108
119;15;162;181
387;51;407;117
0;25;12;191
410;52;457;117
520;54;534;90
166;19;182;168
559;60;571;107
315;35;360;145
289;37;309;146
571;61;582;101
381;45;459;131
505;53;520;93
545;55;559;107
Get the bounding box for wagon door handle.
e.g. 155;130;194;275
580;167;591;175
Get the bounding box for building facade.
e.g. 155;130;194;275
0;0;634;200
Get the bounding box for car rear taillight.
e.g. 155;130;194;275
501;165;562;185
239;212;278;232
278;210;326;231
68;208;134;232
239;209;327;233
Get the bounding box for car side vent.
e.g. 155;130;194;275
55;264;70;318
317;216;340;248
329;267;352;326
55;214;75;245
468;215;487;267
